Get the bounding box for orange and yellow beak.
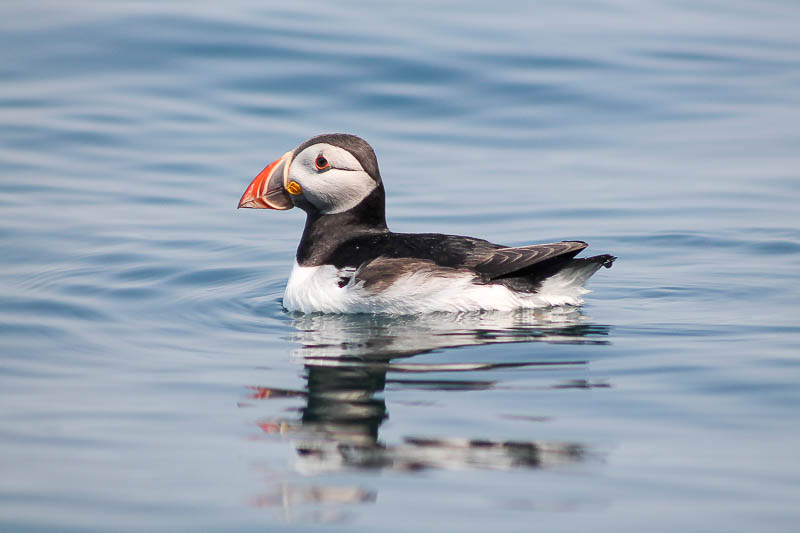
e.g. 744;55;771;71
237;151;294;210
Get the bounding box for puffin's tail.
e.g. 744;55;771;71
573;254;616;272
535;254;615;302
563;254;616;284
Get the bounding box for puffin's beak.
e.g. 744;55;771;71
237;151;294;210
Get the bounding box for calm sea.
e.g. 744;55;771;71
1;1;799;531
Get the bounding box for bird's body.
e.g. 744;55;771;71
239;133;614;314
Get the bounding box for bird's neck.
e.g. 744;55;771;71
296;188;388;266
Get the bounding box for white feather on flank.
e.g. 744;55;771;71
282;260;601;314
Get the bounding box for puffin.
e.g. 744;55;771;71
238;133;615;314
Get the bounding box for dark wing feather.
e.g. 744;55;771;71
474;241;588;280
354;257;464;292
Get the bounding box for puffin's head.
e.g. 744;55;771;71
238;133;383;215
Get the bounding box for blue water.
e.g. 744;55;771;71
2;1;800;531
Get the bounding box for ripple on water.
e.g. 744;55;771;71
747;240;800;255
169;266;260;287
105;286;162;301
113;264;183;283
0;296;111;323
0;321;71;343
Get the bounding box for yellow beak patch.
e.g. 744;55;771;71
286;181;302;195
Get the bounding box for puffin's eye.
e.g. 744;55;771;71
314;155;330;171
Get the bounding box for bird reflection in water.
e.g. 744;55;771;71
246;307;610;519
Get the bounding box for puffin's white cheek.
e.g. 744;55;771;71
306;170;376;214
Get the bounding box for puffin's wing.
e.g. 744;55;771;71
474;241;588;280
354;257;463;292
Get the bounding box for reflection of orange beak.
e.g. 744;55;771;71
237;151;294;210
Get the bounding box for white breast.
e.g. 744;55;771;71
282;261;591;314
